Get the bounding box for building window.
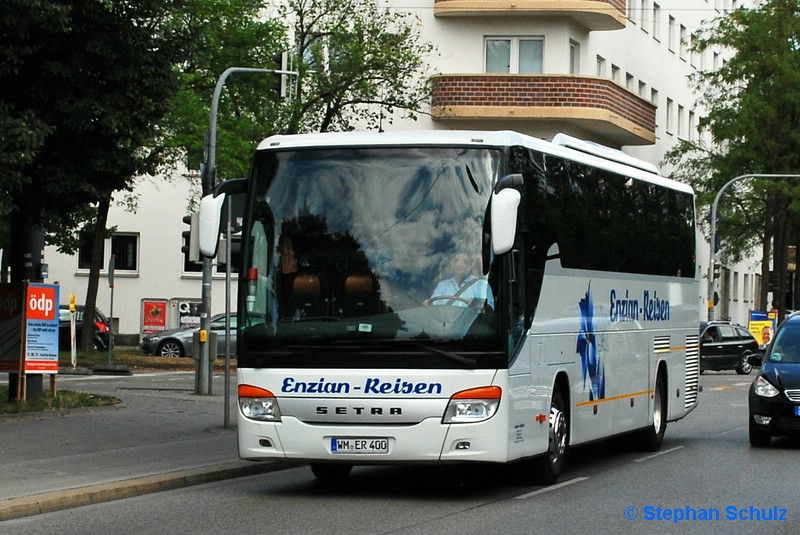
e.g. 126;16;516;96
521;39;545;73
744;273;751;303
668;16;676;52
78;233;139;273
596;55;606;77
640;0;648;29
485;37;543;74
626;72;635;91
639;81;647;98
679;25;688;59
611;64;620;83
111;234;138;271
677;104;685;138
569;40;580;74
666;98;674;135
689;110;696;141
653;3;661;40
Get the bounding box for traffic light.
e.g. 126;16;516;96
182;213;200;264
270;52;286;98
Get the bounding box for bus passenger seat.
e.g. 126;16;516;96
290;273;326;317
342;273;379;316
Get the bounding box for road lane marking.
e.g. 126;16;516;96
515;477;590;499
633;445;684;462
719;425;747;436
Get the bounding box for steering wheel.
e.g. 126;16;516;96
428;295;472;305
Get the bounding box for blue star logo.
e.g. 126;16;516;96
577;283;605;401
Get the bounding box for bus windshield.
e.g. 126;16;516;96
240;145;505;368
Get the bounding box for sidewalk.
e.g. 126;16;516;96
0;370;292;521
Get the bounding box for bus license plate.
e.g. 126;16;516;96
331;437;389;454
795;406;800;417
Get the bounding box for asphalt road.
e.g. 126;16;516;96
3;371;799;534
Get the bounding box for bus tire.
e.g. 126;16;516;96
528;384;568;485
310;463;353;481
634;373;667;452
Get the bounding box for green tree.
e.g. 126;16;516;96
281;0;435;134
160;0;435;191
159;0;286;184
664;0;800;313
0;0;182;350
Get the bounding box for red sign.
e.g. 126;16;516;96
27;286;57;320
141;299;168;336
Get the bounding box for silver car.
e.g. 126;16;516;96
141;313;237;358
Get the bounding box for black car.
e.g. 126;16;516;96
748;312;800;446
699;321;759;374
58;305;112;351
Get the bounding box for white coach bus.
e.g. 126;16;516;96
199;130;700;484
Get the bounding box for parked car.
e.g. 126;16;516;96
699;321;759;374
58;305;112;351
141;313;237;358
748;312;800;446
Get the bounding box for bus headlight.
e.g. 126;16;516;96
442;386;501;424
239;384;282;421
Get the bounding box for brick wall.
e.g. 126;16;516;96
431;74;655;133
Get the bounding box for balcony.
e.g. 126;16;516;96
433;0;626;31
430;74;656;146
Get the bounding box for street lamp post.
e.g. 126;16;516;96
707;174;800;321
197;67;295;395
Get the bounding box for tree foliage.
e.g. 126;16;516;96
663;0;800;309
1;0;181;252
0;0;182;349
159;0;286;183
1;0;435;352
280;0;436;134
160;0;436;188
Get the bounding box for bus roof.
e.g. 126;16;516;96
256;130;693;195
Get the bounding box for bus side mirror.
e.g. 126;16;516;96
198;178;248;258
491;188;521;255
199;193;226;257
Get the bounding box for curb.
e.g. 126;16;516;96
0;461;300;522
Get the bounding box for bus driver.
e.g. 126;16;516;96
427;253;494;310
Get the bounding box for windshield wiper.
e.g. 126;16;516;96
411;342;477;366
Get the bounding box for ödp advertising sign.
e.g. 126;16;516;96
24;283;60;373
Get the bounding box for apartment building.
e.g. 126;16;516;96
44;0;760;339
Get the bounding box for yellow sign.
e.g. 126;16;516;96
748;311;777;346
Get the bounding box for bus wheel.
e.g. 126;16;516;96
310;463;353;481
529;385;568;485
634;373;667;452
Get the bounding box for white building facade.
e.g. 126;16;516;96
44;0;760;340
